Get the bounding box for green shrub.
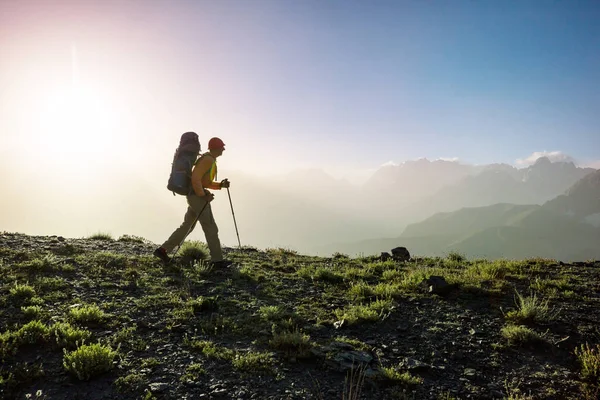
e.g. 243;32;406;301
88;232;114;241
10;283;36;299
63;343;117;380
574;343;600;382
186;339;233;360
501;325;546;346
115;373;146;393
232;351;274;374
259;305;287;322
117;234;147;243
69;304;106;324
52;322;92;349
178;241;209;263
379;367;423;385
447;251;466;263
269;328;312;358
21;305;42;319
505;291;557;324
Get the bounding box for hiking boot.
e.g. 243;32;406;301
211;260;233;268
153;247;171;265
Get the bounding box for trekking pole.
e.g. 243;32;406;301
226;187;242;248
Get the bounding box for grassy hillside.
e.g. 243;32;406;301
1;232;599;399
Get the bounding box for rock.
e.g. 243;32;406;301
333;320;345;329
380;252;391;261
419;275;453;295
149;382;169;392
391;247;411;262
399;357;432;371
463;368;477;377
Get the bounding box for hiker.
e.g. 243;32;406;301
154;137;233;267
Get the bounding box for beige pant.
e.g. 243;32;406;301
162;194;223;261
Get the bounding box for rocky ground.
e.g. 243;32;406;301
0;232;599;400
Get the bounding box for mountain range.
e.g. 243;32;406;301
329;168;600;261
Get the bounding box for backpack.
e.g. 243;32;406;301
167;132;201;196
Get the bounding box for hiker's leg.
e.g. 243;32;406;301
196;203;223;262
161;206;198;252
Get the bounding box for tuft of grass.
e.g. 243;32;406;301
69;304;106;324
117;234;147;243
259;305;287;322
379;366;423;385
180;363;206;382
10;282;36;299
88;232;114;241
505;291;557;324
21;305;42;320
447;251;466;263
232;351;275;374
63;343;118;380
115;373;146;393
178;241;209;263
269;328;312;358
313;267;344;284
185;339;234;360
51;322;92;349
574;343;600;382
501;325;546;347
334;299;393;326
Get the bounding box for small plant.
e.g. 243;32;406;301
10;282;36;299
501;325;546;347
177;241;209;264
117;234;147;243
115;373;146;393
180;363;206;382
69;304;106;324
21;305;42;319
232;351;275;374
186;339;234;360
313;267;344;284
447;251;466;263
379;366;423;385
505;291;557;323
269;328;312;358
259;305;287;322
88;232;114;241
574;343;600;381
52;322;92;349
63;343;117;380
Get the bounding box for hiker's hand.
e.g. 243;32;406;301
203;190;214;202
220;179;230;188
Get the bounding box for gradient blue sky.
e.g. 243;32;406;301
1;0;599;176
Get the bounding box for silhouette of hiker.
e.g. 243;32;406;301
154;137;233;267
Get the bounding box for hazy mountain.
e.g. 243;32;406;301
364;159;477;208
542;169;600;220
399;159;595;223
325;170;600;261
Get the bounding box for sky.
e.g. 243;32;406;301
1;0;599;179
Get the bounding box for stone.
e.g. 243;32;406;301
419;275;453;295
391;247;411;262
399;357;432;371
149;382;169;392
380;252;391;261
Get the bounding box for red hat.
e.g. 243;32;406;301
208;137;225;150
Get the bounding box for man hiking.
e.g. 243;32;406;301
154;137;233;267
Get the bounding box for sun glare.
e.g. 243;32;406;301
37;83;118;157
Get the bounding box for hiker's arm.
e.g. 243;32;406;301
206;180;222;190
